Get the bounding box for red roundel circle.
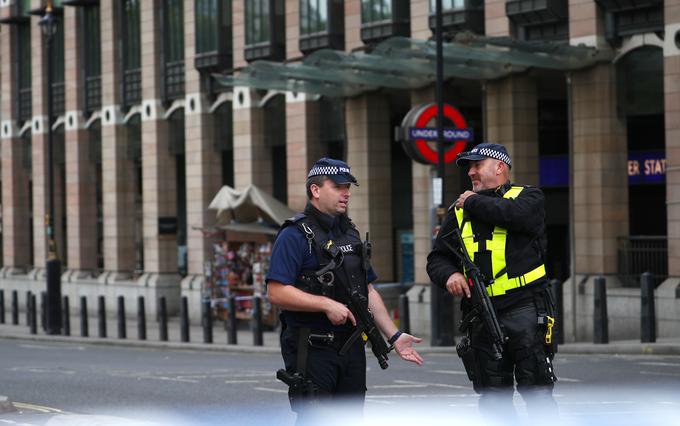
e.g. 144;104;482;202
413;104;469;164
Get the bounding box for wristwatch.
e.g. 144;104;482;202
388;330;403;345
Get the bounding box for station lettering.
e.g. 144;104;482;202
627;159;665;177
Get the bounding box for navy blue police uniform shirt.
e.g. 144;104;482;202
266;217;377;331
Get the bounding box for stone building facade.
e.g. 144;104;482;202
0;0;678;341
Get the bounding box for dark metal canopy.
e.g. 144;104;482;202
213;33;612;98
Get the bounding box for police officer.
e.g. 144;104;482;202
426;143;557;419
267;158;423;423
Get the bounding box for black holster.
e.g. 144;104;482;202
456;335;481;393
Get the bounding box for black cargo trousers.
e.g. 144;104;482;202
468;296;558;418
280;324;367;422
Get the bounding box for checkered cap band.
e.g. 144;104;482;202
307;165;351;178
470;147;512;167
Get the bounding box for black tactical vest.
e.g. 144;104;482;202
283;213;369;306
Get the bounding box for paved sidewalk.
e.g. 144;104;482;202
1;313;680;355
0;313;680;355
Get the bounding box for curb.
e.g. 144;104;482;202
2;333;680;356
0;395;16;414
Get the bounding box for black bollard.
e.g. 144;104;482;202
252;296;263;346
117;296;126;339
180;296;190;343
12;290;19;325
158;297;168;342
550;279;564;345
80;296;89;337
29;294;37;335
202;299;213;344
62;296;70;336
138;296;146;340
41;291;48;332
0;289;5;324
227;295;237;345
593;277;609;344
26;291;32;325
398;294;410;334
98;296;107;338
640;272;656;343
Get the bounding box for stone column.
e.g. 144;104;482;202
232;87;272;193
285;93;323;211
0;26;32;274
571;64;628;275
139;0;179;286
345;0;362;51
99;0;137;279
63;5;97;277
411;0;431;40
345;93;393;281
485;0;511;37
665;7;680;275
30;13;49;275
182;0;222;290
485;76;540;186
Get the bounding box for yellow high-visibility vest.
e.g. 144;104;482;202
454;186;546;297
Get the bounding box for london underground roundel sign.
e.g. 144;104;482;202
399;103;473;165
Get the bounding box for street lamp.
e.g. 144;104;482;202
429;0;456;347
39;0;62;335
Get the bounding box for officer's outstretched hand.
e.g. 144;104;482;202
394;334;424;366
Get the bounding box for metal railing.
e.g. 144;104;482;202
18;87;32;123
52;82;65;118
164;60;185;101
123;68;142;108
617;236;667;287
84;75;102;113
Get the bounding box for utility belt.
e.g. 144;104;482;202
533;281;558;356
299;327;362;352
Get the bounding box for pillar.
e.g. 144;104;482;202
100;0;137;279
0;25;31;273
64;5;97;276
345;93;393;281
485;76;540;186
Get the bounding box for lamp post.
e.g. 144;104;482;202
429;0;456;347
39;0;62;335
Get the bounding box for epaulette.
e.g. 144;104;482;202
275;213;307;240
281;213;306;228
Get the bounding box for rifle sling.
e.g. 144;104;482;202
296;327;311;377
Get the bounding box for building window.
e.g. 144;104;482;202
163;0;185;102
89;122;104;271
214;103;234;187
51;19;66;118
121;0;141;108
83;5;101;114
195;0;232;82
506;0;568;41
244;0;285;61
299;0;343;53
595;0;663;43
17;24;32;124
360;0;409;44
428;0;484;36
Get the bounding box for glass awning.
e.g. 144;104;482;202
213;32;613;98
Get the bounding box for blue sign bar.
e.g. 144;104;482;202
409;127;474;142
539;151;666;187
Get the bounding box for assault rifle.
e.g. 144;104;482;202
319;237;392;370
439;227;507;360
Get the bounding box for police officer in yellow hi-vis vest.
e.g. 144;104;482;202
427;142;557;420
